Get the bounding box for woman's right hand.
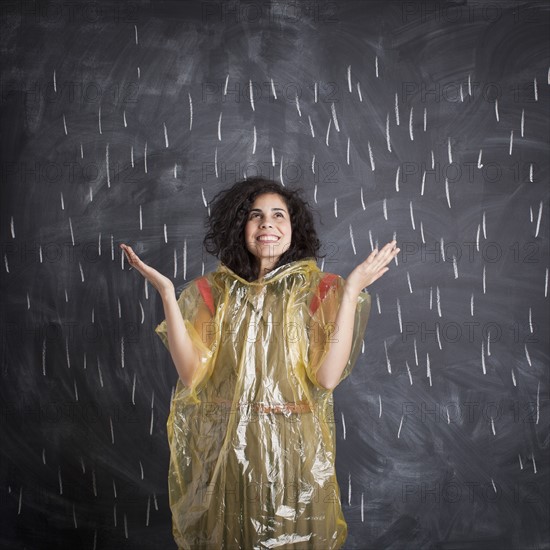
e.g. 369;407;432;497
119;243;174;298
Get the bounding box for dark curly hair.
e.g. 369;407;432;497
203;177;324;282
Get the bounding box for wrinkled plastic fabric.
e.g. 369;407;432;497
154;258;371;550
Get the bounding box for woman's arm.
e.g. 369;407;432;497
159;289;200;386
314;286;359;390
119;243;200;386
315;240;400;389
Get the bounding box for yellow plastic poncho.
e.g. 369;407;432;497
155;257;371;550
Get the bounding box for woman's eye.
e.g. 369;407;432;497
249;212;284;219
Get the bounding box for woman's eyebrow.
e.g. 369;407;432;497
249;207;287;213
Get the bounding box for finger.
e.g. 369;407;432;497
363;249;378;264
388;241;398;254
373;243;393;261
381;242;398;260
372;244;393;262
124;249;138;263
381;244;398;257
379;252;397;267
367;242;396;264
371;251;395;270
380;240;395;251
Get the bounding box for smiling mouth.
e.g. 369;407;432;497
256;237;280;243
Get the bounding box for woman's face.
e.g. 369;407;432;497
244;193;292;269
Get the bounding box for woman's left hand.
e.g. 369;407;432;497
344;240;400;296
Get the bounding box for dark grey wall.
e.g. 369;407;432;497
1;1;549;548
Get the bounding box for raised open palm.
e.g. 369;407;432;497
345;240;400;295
119;243;174;296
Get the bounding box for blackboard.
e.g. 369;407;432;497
1;1;548;548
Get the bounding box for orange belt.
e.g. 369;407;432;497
212;399;312;414
252;402;312;414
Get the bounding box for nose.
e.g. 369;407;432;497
260;220;273;228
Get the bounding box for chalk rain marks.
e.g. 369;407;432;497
397;297;402;331
325;118;332;146
349;224;356;254
397;415;404;438
524;343;532;367
188;92;193;130
270;77;278;100
367;141;375;170
406;272;413;293
307;115;315;138
341;411;346;440
331;102;340;132
144;141;148;173
395;166;400;192
6;18;546;546
384;340;391;374
295;94;302;117
249;79;255;111
105;143;110;187
406;361;413;384
535;200;543;237
394;92;399;125
385;112;391;152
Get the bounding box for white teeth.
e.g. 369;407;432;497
257;236;279;242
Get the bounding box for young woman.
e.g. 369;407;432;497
120;177;399;549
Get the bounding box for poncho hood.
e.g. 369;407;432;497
215;256;320;286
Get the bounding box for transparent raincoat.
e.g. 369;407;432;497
155;257;372;550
